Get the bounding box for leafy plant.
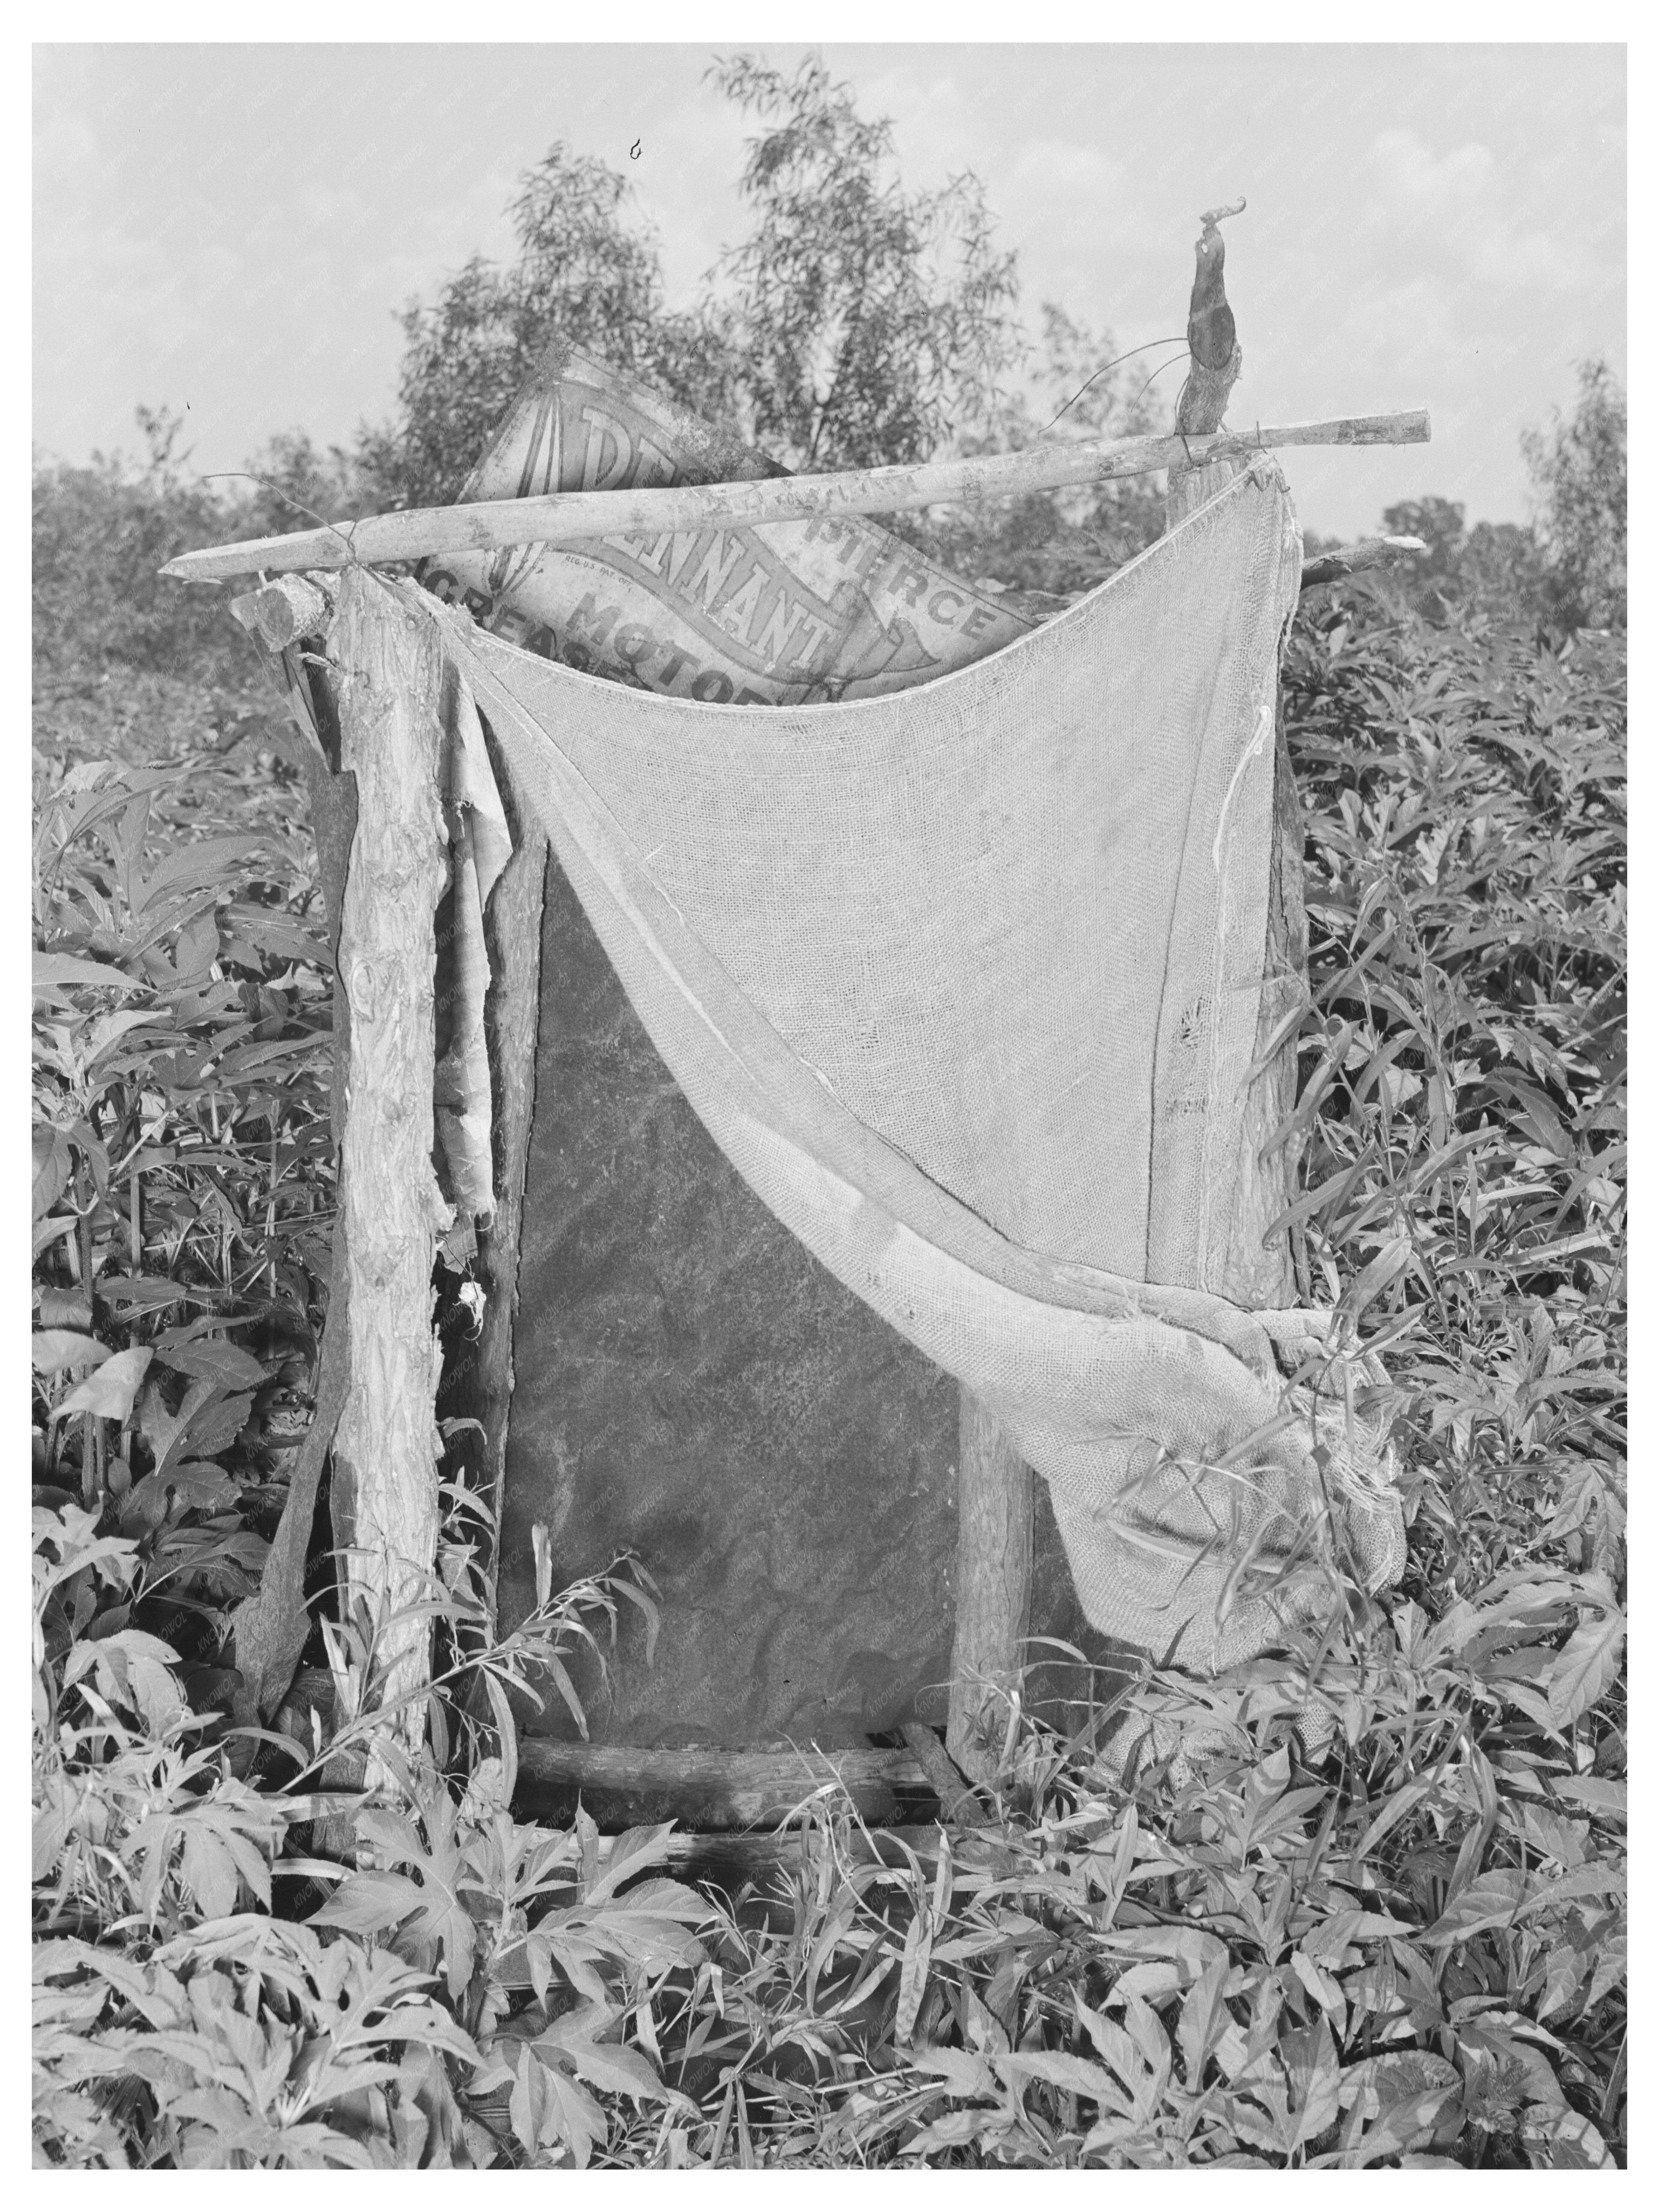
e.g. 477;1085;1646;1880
32;1486;718;2171
31;730;334;1672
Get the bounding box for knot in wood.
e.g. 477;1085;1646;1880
347;956;379;1022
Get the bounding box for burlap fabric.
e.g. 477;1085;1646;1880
413;453;1403;1670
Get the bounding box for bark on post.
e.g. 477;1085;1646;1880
328;569;452;1749
946;1395;1034;1785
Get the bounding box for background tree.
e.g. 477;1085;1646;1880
1522;355;1626;632
706;52;1025;472
31;407;245;685
1379;493;1470;587
1376;494;1551;625
356;146;740;510
1450;518;1552;625
1372;359;1625;636
362;56;1029;503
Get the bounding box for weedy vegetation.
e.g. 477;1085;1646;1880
32;61;1623;2173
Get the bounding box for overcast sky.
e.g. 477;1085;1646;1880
33;41;1625;539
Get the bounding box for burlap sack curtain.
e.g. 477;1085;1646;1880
424;454;1404;1670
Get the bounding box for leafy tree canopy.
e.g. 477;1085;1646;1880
706;53;1024;471
1374;360;1625;635
1522;356;1626;632
363;56;1034;505
357;144;739;511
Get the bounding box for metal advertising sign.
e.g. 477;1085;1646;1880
423;343;1032;704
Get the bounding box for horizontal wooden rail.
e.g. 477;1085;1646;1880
160;409;1429;584
272;1669;957;1836
513;1738;936;1830
618;1824;964;1879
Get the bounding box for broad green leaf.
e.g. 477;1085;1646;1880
1000;2049;1124;2107
1583;1919;1626;2011
1347;2088;1461;2165
1512;1863;1625;1918
32;951;145;995
1097;1925;1228;1973
56;1346;153;1424
1525;2108;1616;2170
1352;1775;1434;1861
64;1626;185;1732
1177;1948;1231;2083
214;1034;330;1080
32;1125;70;1218
1546;1609;1625;1725
1285;2018;1343;2147
541;2062;603;2169
33;1213;80;1261
35;1285;92;1329
151;1337;269;1390
1339;2050;1461;2166
1338;1233;1411;1327
482;1671;519;1816
1456;2019;1565;2115
174;907;221;979
554;2034;681;2109
1425;1869;1527;1943
1290;1950;1346;2024
579;1821;675;1905
309;1869;426;1938
32;1784;73;1882
508;2043;550;2156
133;835;263;915
912;2048;998;2097
1536;1943;1588;2022
31;1330;106;1374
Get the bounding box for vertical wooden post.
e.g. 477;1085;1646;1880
1165;201;1303;1312
1167;199;1247;525
947;1395;1034;1784
939;228;1277;1790
475;803;551;1622
939;211;1262;1781
328;570;452;1749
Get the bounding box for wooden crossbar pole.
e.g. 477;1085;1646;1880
160;409;1429;584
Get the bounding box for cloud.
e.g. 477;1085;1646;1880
1357;125;1585;295
1363;126;1494;222
1007;139;1130;214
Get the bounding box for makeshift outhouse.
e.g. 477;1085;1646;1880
184;210;1418;1832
